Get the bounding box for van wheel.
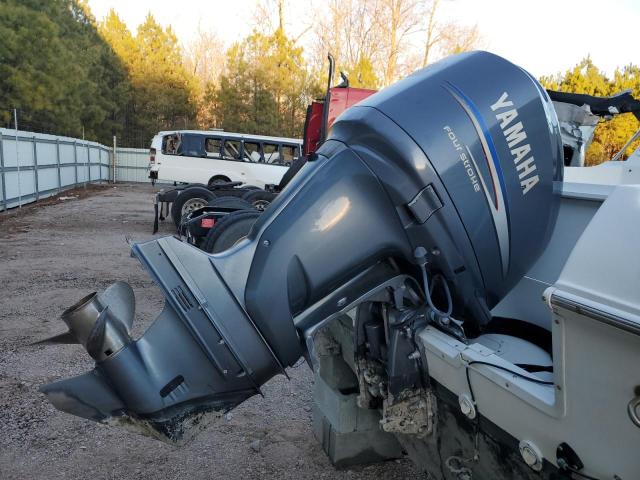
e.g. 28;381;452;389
242;190;277;211
171;187;216;228
202;210;261;253
208;176;231;186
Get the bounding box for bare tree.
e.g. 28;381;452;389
252;0;281;33
438;22;482;57
379;0;425;86
421;0;440;68
310;0;387;85
183;26;226;128
420;0;482;68
183;27;225;88
295;0;483;88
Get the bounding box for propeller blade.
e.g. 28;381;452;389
31;331;78;345
97;281;135;333
85;306;109;359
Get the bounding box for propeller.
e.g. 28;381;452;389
33;282;135;361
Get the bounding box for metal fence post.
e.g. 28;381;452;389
103;147;109;183
112;135;117;183
86;142;90;187
14;109;21;208
0;132;6;212
55;137;61;193
32;135;39;201
73;140;78;186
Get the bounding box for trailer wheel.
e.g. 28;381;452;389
202;210;261;253
207;196;255;210
171;187;216;228
242;190;277;211
208;176;231;186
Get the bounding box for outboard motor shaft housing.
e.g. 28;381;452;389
41;51;563;442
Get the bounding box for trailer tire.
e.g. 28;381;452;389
185;196;255;240
207;196;255;210
171;187;216;228
202;210;261;253
242;190;277;211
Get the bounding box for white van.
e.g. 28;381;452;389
148;130;303;188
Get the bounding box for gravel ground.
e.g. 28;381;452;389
0;183;421;480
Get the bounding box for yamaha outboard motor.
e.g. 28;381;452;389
40;51;562;443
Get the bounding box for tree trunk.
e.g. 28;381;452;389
422;0;439;68
278;0;284;33
384;0;399;87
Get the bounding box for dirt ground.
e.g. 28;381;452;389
0;183;421;480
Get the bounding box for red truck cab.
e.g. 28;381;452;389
303;56;376;157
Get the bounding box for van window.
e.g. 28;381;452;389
243;142;262;163
205;138;222;158
162;134;181;155
263;143;280;164
222;140;242;160
281;145;298;165
177;135;203;157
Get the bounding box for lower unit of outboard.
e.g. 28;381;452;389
40;51;562;444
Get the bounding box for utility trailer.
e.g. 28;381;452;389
39;51;640;479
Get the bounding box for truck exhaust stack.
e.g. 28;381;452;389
40;51;563;444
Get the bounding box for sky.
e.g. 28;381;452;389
86;0;640;78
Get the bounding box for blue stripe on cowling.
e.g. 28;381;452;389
444;81;510;220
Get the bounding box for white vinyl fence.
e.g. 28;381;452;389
0;128;151;211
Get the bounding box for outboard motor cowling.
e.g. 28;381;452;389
40;51;563;443
327;51;563;326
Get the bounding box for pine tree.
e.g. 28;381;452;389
99;12;197;146
344;56;379;88
0;0;129;142
212;28;313;138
